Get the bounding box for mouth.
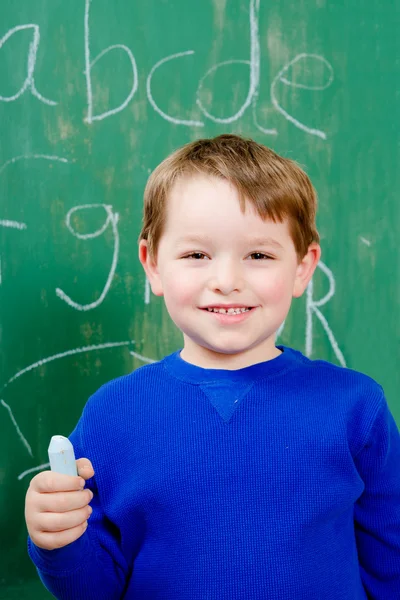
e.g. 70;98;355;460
200;306;255;315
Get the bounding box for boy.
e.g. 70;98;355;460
25;134;400;599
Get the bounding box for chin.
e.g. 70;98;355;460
202;343;251;356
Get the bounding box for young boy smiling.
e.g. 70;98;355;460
140;172;317;370
26;135;400;599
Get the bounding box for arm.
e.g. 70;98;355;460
27;393;131;600
27;484;129;600
354;390;400;597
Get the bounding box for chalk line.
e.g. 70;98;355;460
3;340;134;390
270;53;334;140
84;0;138;122
1;399;33;456
276;320;285;340
0;219;27;230
65;203;112;239
0;24;56;105
305;262;346;366
147;51;204;127
0;154;69;176
56;204;120;311
252;90;278;135
18;463;50;481
129;351;155;364
2;341;134;472
145;277;151;304
196;0;260;124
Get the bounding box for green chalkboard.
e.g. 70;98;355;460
1;0;399;597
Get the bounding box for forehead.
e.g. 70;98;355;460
166;174;248;226
163;174;293;243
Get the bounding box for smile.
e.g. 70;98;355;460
203;307;254;315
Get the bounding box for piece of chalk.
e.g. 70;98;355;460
48;435;78;476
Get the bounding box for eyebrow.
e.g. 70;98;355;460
246;237;284;250
176;235;284;249
176;235;213;245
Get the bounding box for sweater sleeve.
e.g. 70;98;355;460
27;392;131;600
353;389;400;598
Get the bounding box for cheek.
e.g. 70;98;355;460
256;271;292;303
162;269;200;307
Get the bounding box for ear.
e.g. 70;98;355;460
292;243;321;298
138;239;164;297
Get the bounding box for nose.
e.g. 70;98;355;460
208;257;244;295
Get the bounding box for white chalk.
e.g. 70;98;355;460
48;435;78;476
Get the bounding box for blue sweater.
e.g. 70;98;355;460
28;346;400;599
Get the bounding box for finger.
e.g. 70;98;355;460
37;488;94;513
38;505;92;533
76;458;95;480
30;471;84;494
34;521;89;550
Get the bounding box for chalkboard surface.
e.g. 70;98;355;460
1;1;399;597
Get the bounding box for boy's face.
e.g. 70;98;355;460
139;175;320;369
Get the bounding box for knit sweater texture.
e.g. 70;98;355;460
28;346;400;599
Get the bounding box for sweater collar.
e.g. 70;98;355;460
163;345;296;385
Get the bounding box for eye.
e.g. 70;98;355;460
184;252;208;260
249;252;274;260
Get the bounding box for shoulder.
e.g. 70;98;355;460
284;345;384;398
82;354;174;416
283;346;387;454
72;355;174;449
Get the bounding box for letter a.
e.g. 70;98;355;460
0;24;56;105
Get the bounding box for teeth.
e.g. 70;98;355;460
206;307;250;314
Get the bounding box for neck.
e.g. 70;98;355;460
180;342;282;371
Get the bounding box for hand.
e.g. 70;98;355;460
25;458;95;550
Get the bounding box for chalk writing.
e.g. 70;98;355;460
18;463;50;481
196;0;277;132
130;351;155;364
145;277;151;305
0;341;135;478
306;261;346;366
0;399;33;456
147;51;204;127
0;154;69;176
10;344;154;480
84;0;138;123
0;2;334;137
2;341;134;391
270;53;334;140
0;25;56;105
196;0;333;136
55;204;120;311
0;219;27;230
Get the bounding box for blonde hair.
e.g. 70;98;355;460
139;134;320;261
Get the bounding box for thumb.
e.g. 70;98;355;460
76;458;95;480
